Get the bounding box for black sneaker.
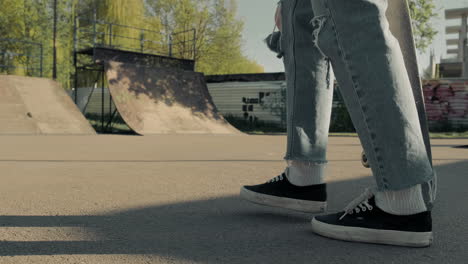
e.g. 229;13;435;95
311;189;433;247
240;173;327;213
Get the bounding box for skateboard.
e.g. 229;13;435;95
361;0;433;168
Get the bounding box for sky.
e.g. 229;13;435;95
236;0;468;73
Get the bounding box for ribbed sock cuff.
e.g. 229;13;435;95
284;160;326;186
375;184;427;215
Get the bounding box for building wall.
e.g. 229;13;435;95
423;79;468;129
207;81;287;126
208;78;468;131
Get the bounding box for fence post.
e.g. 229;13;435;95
192;29;196;60
101;69;105;132
169;35;173;57
39;44;43;77
73;15;78;104
109;24;113;48
73;15;78;51
140;30;145;53
92;10;97;47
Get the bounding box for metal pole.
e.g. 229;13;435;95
93;9;97;47
52;0;58;79
462;14;468;78
109;84;112;131
39;44;43;77
192;29;196;60
101;69;105;132
169;35;173;57
109;24;113;47
73;15;78;104
140;30;145;53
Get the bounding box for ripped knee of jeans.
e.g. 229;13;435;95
311;15;332;89
310;15;328;57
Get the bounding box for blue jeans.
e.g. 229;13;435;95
278;0;436;199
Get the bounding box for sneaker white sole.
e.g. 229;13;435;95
240;187;327;213
311;218;433;247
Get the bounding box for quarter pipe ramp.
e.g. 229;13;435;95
0;75;95;134
104;61;241;135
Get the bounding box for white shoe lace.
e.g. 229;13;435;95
339;188;376;220
268;174;285;183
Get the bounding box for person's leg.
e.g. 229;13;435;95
282;0;334;187
308;0;436;247
240;0;334;212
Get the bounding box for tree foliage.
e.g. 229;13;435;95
0;0;438;87
145;0;263;74
0;0;263;87
0;0;77;86
409;0;438;53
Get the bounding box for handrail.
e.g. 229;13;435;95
74;17;196;60
0;38;42;47
0;51;42;59
77;17;166;36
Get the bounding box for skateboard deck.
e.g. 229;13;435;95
362;0;433;168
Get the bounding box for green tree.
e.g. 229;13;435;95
0;0;52;77
145;0;264;74
196;0;263;74
0;0;79;87
409;0;438;53
1;0;264;85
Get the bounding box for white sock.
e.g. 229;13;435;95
375;184;427;215
284;160;326;186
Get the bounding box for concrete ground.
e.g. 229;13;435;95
0;134;467;264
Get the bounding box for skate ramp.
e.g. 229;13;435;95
104;61;241;135
0;75;95;134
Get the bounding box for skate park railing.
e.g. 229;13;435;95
74;17;197;61
0;38;43;77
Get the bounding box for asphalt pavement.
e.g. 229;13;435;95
0;135;466;263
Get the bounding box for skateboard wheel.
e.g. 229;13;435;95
361;150;370;168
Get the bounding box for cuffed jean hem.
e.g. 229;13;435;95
375;171;435;192
283;157;328;165
285;160;327;185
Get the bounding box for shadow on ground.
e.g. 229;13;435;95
0;161;467;263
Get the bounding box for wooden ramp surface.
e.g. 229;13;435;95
105;61;241;135
0;75;95;135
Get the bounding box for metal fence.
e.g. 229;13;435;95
74;16;196;61
0;38;43;77
73;67;129;133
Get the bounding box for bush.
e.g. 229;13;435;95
329;102;356;132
